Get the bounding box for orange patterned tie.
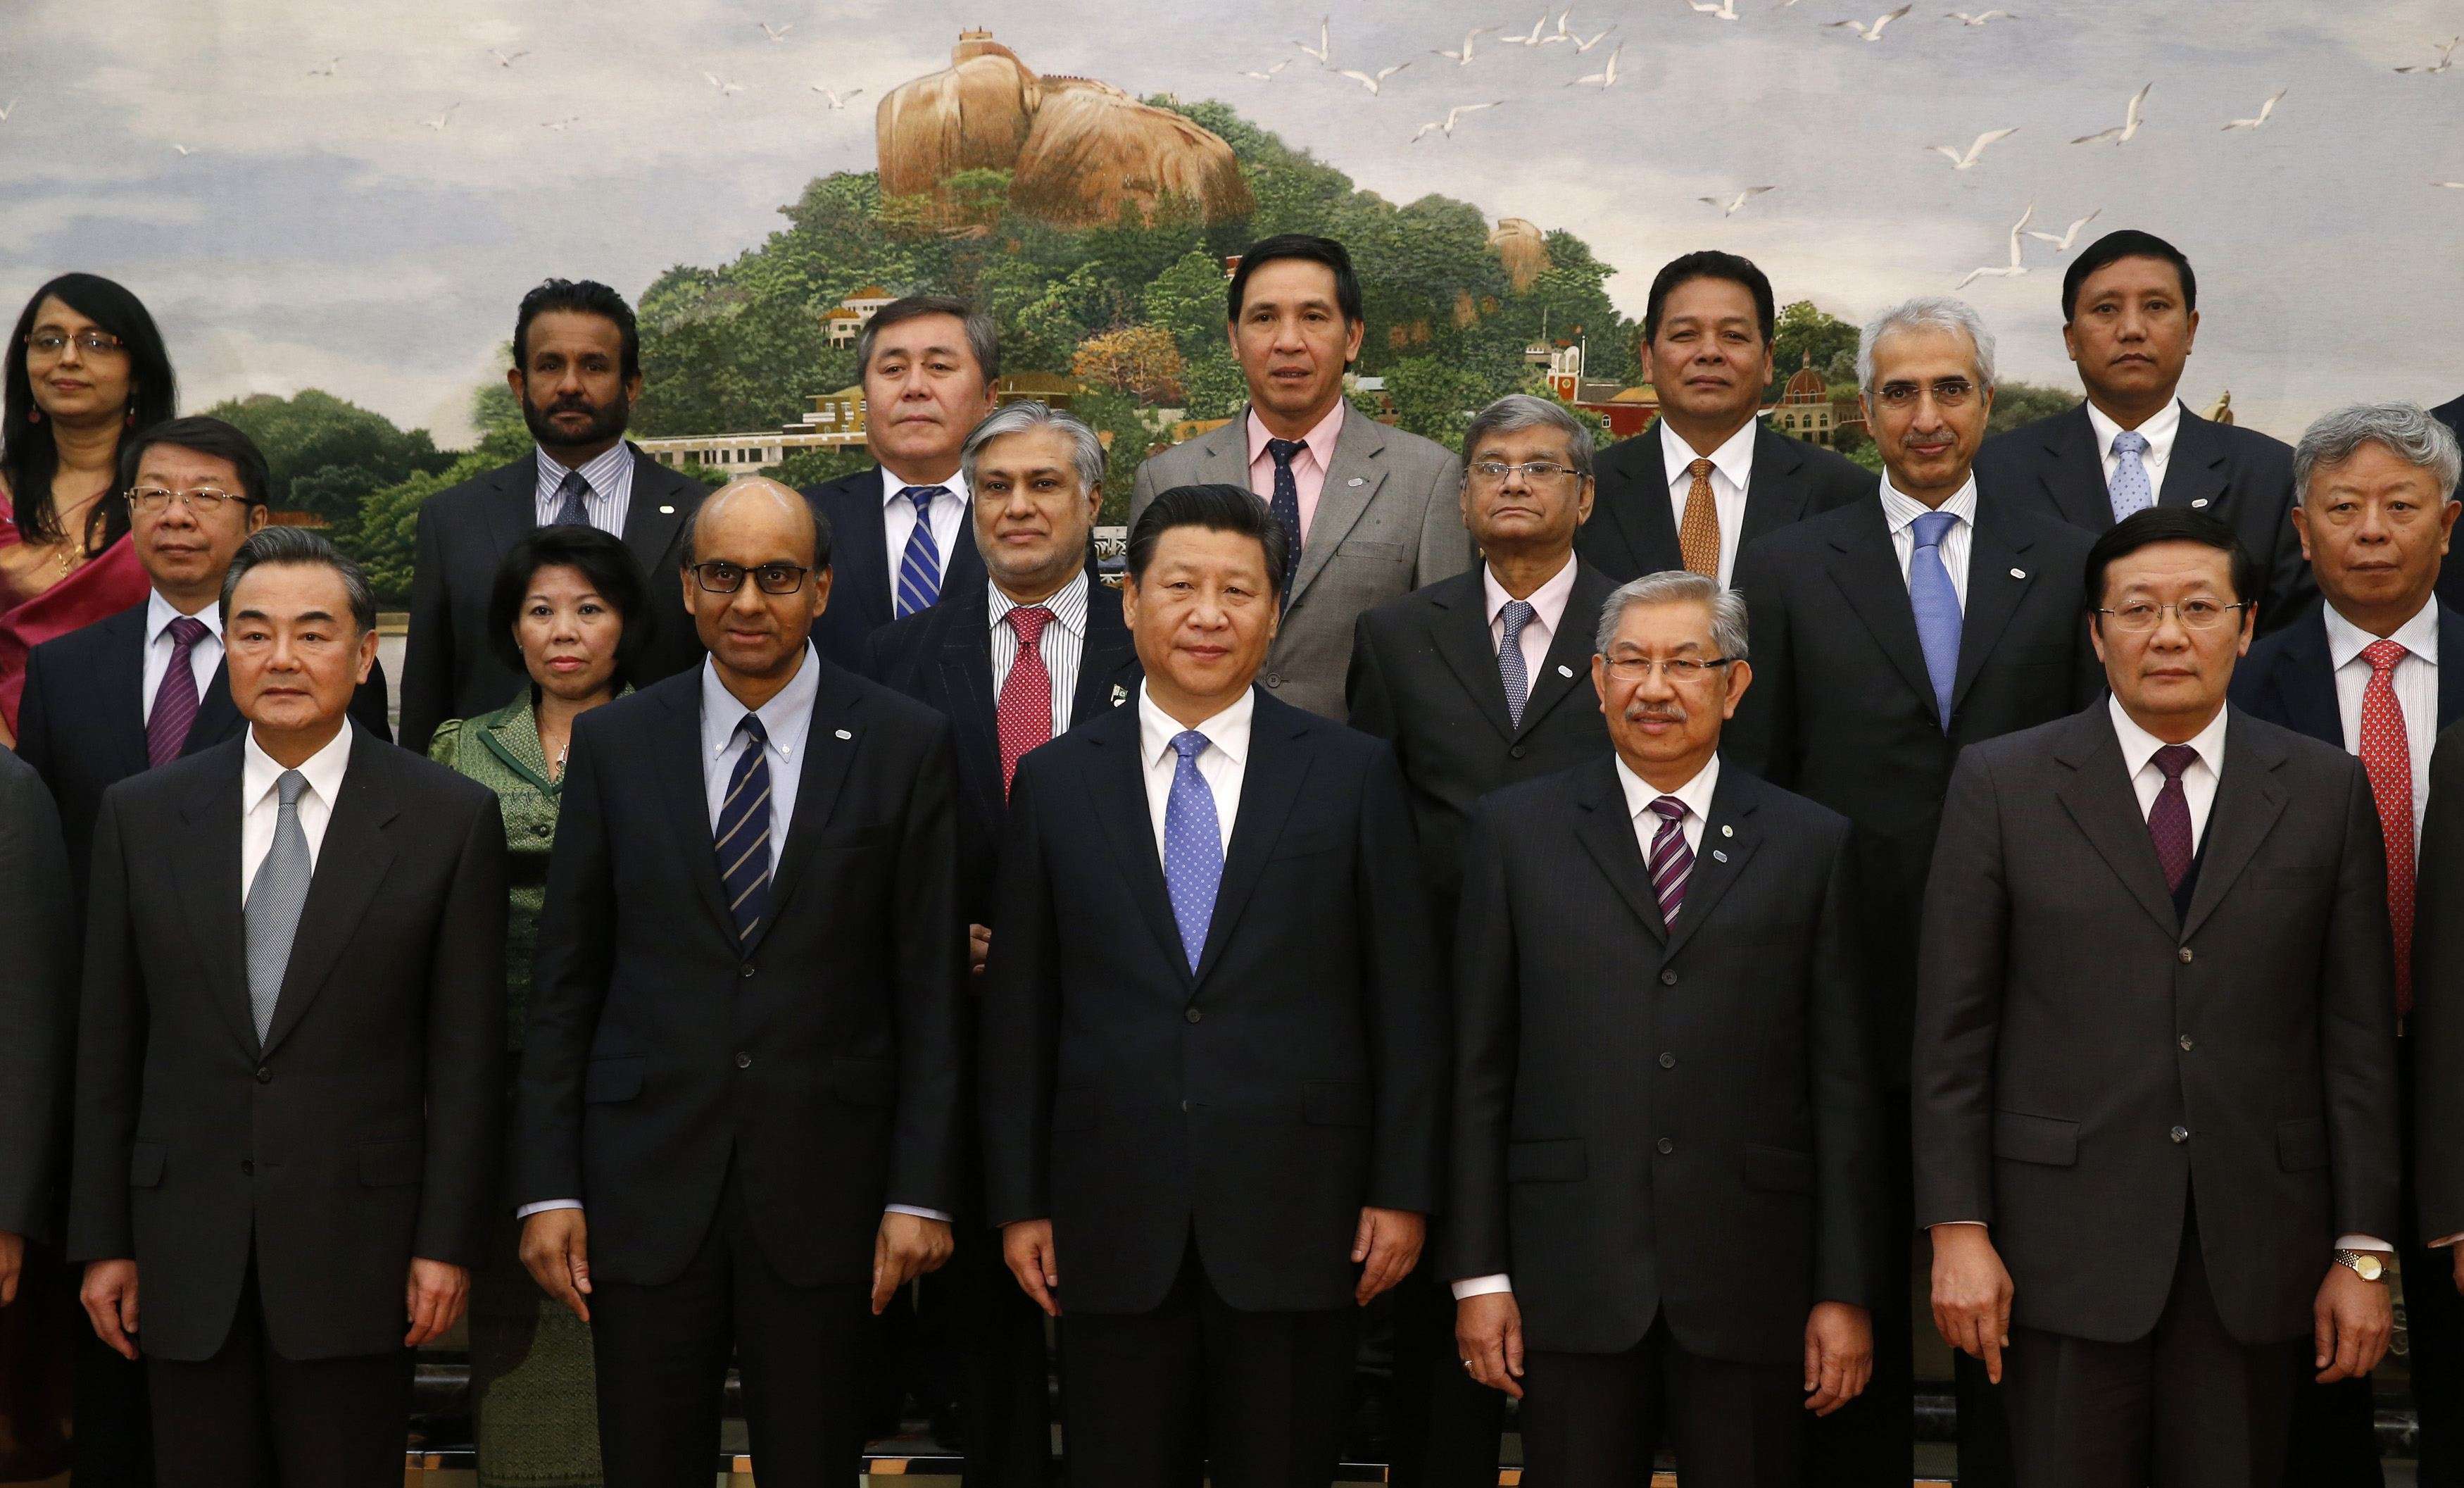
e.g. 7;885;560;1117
1679;457;1721;577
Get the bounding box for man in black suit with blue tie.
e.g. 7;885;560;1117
803;295;995;671
981;484;1447;1487
2232;403;2464;1487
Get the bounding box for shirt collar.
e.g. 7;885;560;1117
242;718;356;813
699;642;823;764
1138;680;1255;772
2084;398;2184;466
1659;418;1758;494
2108;692;2229;782
536;441;634;496
1614;751;1721;827
1246;400;1347;469
1878;474;1980;537
879;465;971;508
2323;596;2442;671
147;587;222;644
1481;553;1580;633
988;570;1090;639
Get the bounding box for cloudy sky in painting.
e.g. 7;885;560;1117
2;0;2459;442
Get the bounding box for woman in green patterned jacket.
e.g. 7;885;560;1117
429;524;650;1488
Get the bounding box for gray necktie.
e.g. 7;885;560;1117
551;468;591;527
244;769;313;1043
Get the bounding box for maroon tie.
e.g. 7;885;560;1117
2147;743;2198;894
995;606;1055;799
146;615;210;768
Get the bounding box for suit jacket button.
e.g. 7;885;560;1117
1509;745;1527;759
1659;970;1678;986
2178;1034;2194;1052
1181;1100;1191;1113
1186;1007;1203;1023
256;1065;271;1084
241;1158;254;1175
741;963;756;978
1659;1052;1676;1069
736;1051;753;1069
2170;1125;2189;1144
1265;673;1282;687
532;822;551;838
1655;1137;1674;1155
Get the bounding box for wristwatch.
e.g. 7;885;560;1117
2334;1248;2393;1282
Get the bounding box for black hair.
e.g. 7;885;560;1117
1227;235;1364;328
1642;250;1776;345
855;294;1000;382
220;525;378;635
677;482;834;571
513;278;641;382
2083;506;2262;618
119;415;272;508
486;525;653;689
4;273;178;554
1125;482;1289;602
2061;230;2197;324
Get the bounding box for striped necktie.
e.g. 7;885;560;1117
1647;795;1692;924
715;713;774;945
895;486;947;618
146;615;210;768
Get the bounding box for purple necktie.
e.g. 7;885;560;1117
1647;795;1693;923
2147;743;2198;894
146;615;210;768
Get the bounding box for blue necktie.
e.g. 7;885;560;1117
2108;429;2154;521
1162;730;1224;973
551;468;592;528
895;486;947;618
1909;510;1962;730
715;713;774;945
1498;599;1536;730
1263;438;1305;592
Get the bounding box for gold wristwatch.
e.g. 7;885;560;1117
2334;1248;2392;1282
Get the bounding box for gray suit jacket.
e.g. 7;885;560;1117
1129;407;1472;720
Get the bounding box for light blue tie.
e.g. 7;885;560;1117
1162;730;1224;973
1909;511;1962;730
2108;429;2154;521
1498;600;1536;730
894;486;946;618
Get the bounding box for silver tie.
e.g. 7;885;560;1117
244;769;313;1044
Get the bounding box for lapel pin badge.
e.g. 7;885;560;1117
1110;683;1129;707
660;504;676;515
1557;663;1575;677
1712;849;1729;863
2191;498;2210;508
1720;823;1734;838
1347;476;1366;487
2010;568;2025;579
834;727;853;741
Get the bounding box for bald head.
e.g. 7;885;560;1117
686;475;827;570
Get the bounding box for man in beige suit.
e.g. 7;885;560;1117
1129;234;1472;721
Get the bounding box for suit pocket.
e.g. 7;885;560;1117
1050;1087;1101;1133
1303;1081;1371;1127
1340;540;1405;561
1992;1111;2080;1167
584;1056;644;1104
2251;868;2332;894
1741;1143;1814;1194
831;1058;895;1107
2277;1117;2330;1172
2005;644;2070;668
358;1140;422;1187
1269;827;1347;863
128;1143;165;1189
814;824;893;854
1507;1139;1586;1183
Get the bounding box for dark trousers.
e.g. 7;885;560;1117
2002;1212;2306;1488
1385;1263;1508;1487
1521;1320;1804;1488
1061;1241;1357;1488
589;1161;873;1488
145;1257;410;1488
77;1307;159;1486
1806;1088;1916;1487
942;1217;1055;1485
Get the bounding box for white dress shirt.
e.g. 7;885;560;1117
2323;599;2439;848
1483;554;1580;685
880;465;971;590
1878;474;1978;611
142;588;224;723
2085;398;2183;508
239;720;354;904
989;573;1090;739
1137;681;1251;860
1453;753;1721;1300
1659;420;1756;589
534;442;636;536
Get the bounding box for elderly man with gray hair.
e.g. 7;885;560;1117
1728;298;2104;1484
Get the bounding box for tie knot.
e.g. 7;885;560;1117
900;485;947;513
736;712;769;749
1687;457;1712;480
1265;438;1307;467
1171;730;1209;764
2112;430;2149;458
1499;599;1536;637
2152;742;2197;782
275;768;308;808
1911;511;1957;549
2363;637;2408;675
1649;794;1686;825
1006;604;1052;646
167;615;209;650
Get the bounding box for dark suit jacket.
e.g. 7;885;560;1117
861;569;1141;924
16;601;393;896
0;749;74;1243
1913;705;2400;1346
1444;758;1883;1364
2435;396;2464;615
515;658;967;1288
2415;716;2464;1237
981;689;1447;1315
804;467;990;675
1728;494;2103;1082
1975;401;2313;635
1346;560;1618;911
1576;420;1873;583
2230;602;2464;746
66;729;508;1361
401;446;704;752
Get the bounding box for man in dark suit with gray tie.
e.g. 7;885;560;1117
1918;506;2401;1488
70;529;508;1486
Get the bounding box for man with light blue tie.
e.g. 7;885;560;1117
1728;297;2102;1487
803;294;999;671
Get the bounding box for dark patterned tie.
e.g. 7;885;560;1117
1647;795;1692;923
1498;600;1536;730
1263;437;1306;592
551;468;592;527
2147;743;2198;894
146;615;210;768
715;713;774;945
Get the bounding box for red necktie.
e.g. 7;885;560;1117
2358;639;2415;1014
996;606;1055;799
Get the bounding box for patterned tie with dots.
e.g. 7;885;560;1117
995;606;1055;799
2146;743;2198;895
1678;457;1721;578
1498;599;1537;730
2358;639;2416;1013
1264;438;1306;592
2108;429;2154;521
1162;730;1224;973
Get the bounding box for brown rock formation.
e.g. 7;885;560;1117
1488;218;1552;293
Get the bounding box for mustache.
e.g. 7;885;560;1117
1625;702;1688;724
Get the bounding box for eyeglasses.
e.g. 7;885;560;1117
1872;378;1977;410
2094;600;2248;633
691;561;810;596
127;486;246;514
24;330;125;358
1471;459;1580;484
1602;655;1735;684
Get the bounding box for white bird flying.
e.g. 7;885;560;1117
2023;207;2101;251
1294;16;1333;65
1687;0;1741;19
1930;127;2018;170
1571;27;1617;50
2396;37;2460;73
307;56;341;77
1411;101;1504;141
1956;204;2035;289
1540;8;1577;42
2440;180;2464;189
1337;62;1411;94
424;103;460;131
2070;82;2151;144
2222;87;2287;130
1433;27;1492;64
1945;10;2018;24
172;144;195;156
810;85;866;108
759;22;792;43
0;100;17;123
1504;12;1552;45
1829;5;1912;41
703;71;746;96
1240;59;1294;80
1697;186;1776;216
1568;42;1623;88
489;49;529;68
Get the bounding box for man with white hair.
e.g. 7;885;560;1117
1728;296;2103;1485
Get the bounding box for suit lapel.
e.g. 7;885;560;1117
1571;756;1666;944
100;608;152;779
1292;409;1386;603
1740;425;1816;549
2270;613;2346;747
1823;504;1940;711
2051;709;2183;939
171;744;256;1056
1603;424;1683;575
1068;575;1138;726
1081;705;1190;986
836;469;896;630
2439;606;2464;730
1514;563;1616;739
1661;767;1764;965
654;678;737;936
2178;711;2289;942
2156;406;2231;515
755;665;865;953
1193;695;1313;986
1427;574;1517;744
935;592;1006;833
1949;503;2046;715
184;661;245;755
483;455;539;556
259;731;401;1058
2038;406;2118;530
618;448;691;576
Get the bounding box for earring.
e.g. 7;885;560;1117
25;408;38;424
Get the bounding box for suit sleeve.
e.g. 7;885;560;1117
1356;742;1447;1214
2321;760;2401;1242
886;718;967;1215
1809;816;1886;1308
1726;544;1797;786
415;792;508;1263
1412;451;1473;587
1440;803;1516;1282
399;500;454;755
2416;725;2464;1239
65;792;144;1262
1128;455;1161;532
13;645;56;791
1910;747;2011;1229
1345;612;1397;742
979;756;1061;1227
513;712;619;1208
350;659;395;745
0;763;73;1241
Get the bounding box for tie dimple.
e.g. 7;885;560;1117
146;615;210;768
895;486;948;618
995;605;1055;798
1498;600;1537;730
1647;795;1694;923
2360;638;2417;1013
1678;456;1721;578
2109;429;2154;521
1908;509;1962;729
1264;438;1306;592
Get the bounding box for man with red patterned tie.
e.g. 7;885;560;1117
863;401;1141;1484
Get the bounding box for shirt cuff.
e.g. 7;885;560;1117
888;1205;953;1223
1451;1274;1512;1301
1934;1220;1987;1228
516;1200;582;1218
2337;1234;2393;1252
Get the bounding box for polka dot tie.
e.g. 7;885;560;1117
995;606;1054;799
1678;457;1721;578
2358;639;2415;1013
2109;429;2154;521
2146;744;2198;895
1161;730;1224;973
